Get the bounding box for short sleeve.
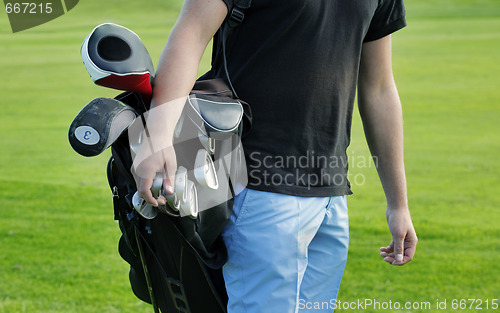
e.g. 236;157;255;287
364;0;407;42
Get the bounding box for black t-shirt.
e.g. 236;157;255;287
218;0;406;197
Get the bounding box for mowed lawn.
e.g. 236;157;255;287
1;0;499;312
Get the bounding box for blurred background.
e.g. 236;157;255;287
1;0;499;312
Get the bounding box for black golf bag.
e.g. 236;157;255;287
72;2;254;312
107;80;250;313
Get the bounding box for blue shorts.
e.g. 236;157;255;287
222;188;349;313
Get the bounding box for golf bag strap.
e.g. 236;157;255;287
212;0;252;98
111;145;136;189
228;0;252;28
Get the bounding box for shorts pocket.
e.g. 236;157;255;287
232;188;256;225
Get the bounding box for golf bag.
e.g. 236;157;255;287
107;78;250;312
67;1;253;311
104;3;253;312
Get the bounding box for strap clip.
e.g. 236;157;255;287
229;7;245;27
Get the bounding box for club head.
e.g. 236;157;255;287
81;23;155;100
198;131;215;155
163;191;181;212
174;166;188;204
68;97;137;157
150;174;163;198
132;191;158;220
179;180;198;219
194;149;219;190
150;174;181;217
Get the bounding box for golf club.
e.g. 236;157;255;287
81;23;155;104
132;173;181;219
80;23;240;218
194;149;219;190
180;180;198;219
174;166;188;205
132;191;158;220
198;131;216;155
68;97;137;157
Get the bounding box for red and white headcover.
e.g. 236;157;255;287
81;23;155;97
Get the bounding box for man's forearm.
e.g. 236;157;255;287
358;36;417;265
134;0;228;204
358;83;408;210
152;28;208;108
145;27;209;144
152;0;227;108
147;0;228;141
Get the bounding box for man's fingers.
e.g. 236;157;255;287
379;239;406;265
380;246;397;264
400;233;418;264
380;241;394;253
404;245;416;261
162;150;177;194
163;162;176;194
381;237;417;266
138;178;158;207
391;236;405;265
380;251;394;264
156;195;166;206
132;147;178;205
380;241;396;264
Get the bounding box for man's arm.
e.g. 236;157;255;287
136;0;228;205
358;35;417;266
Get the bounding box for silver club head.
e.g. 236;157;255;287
151;173;181;217
132;191;158;219
163;191;181;212
175;166;188;203
198;131;215;155
179;180;198;219
194;149;219;190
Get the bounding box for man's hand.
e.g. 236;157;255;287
134;148;177;207
380;207;418;265
130;98;184;207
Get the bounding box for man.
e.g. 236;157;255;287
135;0;418;312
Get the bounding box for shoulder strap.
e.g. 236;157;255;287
227;0;252;28
211;0;252;98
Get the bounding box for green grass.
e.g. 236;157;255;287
1;0;499;312
341;0;500;311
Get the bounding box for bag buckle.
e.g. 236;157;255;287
229;7;245;27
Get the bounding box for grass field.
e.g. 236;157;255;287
1;0;499;312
